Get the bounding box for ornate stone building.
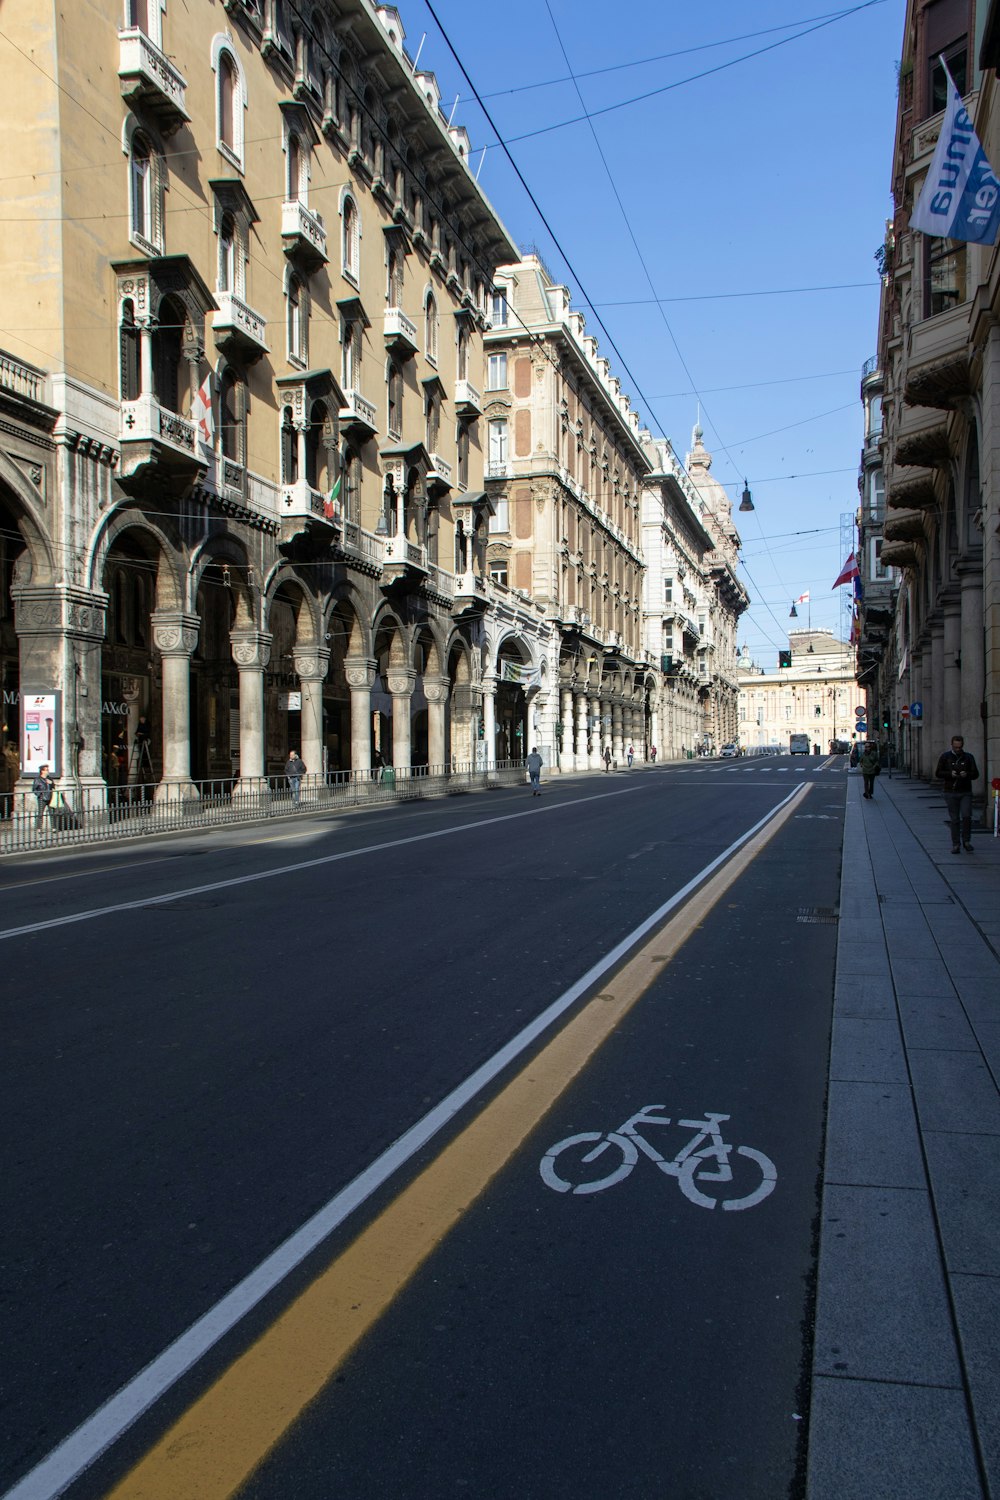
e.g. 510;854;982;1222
1;0;554;805
871;0;999;786
737;632;855;752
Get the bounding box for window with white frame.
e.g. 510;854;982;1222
213;39;246;171
286;132;305;204
490;287;508;327
488;417;507;473
286;273;307;365
387;359;403;438
489;561;508;586
342;317;361;390
487;352;507;390
387;247;404;307
488;496;509;533
425;290;438;363
457;325;469;381
342;195;360;283
218;212;237;294
125;121;164;255
456;422;469;488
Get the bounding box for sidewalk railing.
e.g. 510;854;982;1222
0;761;527;855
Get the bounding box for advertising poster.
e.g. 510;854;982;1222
21;692;60;777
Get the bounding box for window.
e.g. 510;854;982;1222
342;196;359;282
488;418;507;472
342;318;361;390
488;496;509;534
126;124;164;253
925;237;965;317
664;578;673;603
425;386;440;451
425;291;438;362
387;360;403;438
125;0;150;33
869;469;885;518
490;287;508;327
456;422;469;488
930;40;967;114
152;295;186;413
387;248;404;307
119;299;141;401
489;562;508;587
286;133;303;203
287;274;307;365
342;447;360;522
868;394;883;437
487;353;507;390
457;326;469;381
218;213;236;293
875;539;888;578
219;368;245;463
213;40;246;170
281;405;297;483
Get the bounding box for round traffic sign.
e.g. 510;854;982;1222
900;704;911;720
855;722;867;734
854;704;866;718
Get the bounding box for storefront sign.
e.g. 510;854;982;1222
279;692;302;711
21;691;61;776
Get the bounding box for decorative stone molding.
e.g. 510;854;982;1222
345;657;377;691
423;674;449;704
386;668;415;697
292;648;331;681
14;585;108;643
230;630;273;670
152;611;200;657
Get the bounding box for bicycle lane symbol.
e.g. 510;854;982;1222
539;1106;777;1211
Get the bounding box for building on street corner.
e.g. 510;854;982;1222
738;631;855;753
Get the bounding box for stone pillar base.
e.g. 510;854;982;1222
154;778;199;804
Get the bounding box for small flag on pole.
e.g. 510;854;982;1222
832;553;860;589
323;477;342;521
795;592;810;604
909;59;1000;245
191;374;213;447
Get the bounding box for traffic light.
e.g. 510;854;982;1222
779;650;792;669
881;711;890;730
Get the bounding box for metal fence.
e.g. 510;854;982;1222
0;761;528;855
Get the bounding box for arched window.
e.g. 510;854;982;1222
387;248;404;307
387;360;403;438
286;275;307;365
342;196;359;281
129;130;155;247
152;295;186;414
425;291;438;363
456;421;469;489
218;213;236;293
281;405;298;484
457;324;469;381
219;54;237;151
286;133;302;203
213;39;246;169
120;298;141;401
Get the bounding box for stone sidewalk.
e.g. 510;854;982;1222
808;767;1000;1499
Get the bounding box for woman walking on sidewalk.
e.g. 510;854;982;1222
859;742;880;799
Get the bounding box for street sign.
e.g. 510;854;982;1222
855;722;867;734
854;704;866;718
900;704;911;720
910;701;923;719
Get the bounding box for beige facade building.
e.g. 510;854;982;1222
0;0;560;806
867;0;1000;789
738;632;856;752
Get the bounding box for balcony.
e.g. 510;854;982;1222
281;199;328;270
118;395;205;492
118;29;189;135
887;470;936;511
454;379;482;417
383;307;418;358
485;460;510;482
426;451;453;491
892;407;950;469
279;479;337;544
904;301;972;410
880;537;922;570
339;389;378;439
882;507;925;544
381;531;428;591
451;569;489;614
337;518;386;568
213;291;268;363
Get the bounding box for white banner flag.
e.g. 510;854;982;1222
910;59;1000;244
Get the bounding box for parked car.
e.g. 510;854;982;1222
719;743;738;758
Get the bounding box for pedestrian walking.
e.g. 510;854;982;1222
859;741;880;799
627;744;634;768
526;746;543;796
650;745;657;762
111;726;128;784
285;750;306;805
372;747;385;782
934;734;979;853
603;745;613;772
31;762;54;829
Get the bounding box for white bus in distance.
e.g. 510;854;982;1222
789;733;810;755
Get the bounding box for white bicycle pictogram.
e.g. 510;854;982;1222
539;1106;777;1211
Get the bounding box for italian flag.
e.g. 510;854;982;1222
324;477;342;520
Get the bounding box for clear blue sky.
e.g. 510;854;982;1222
397;0;902;666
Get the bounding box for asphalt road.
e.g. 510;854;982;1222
0;756;846;1500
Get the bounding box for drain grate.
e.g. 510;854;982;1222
797;906;839;924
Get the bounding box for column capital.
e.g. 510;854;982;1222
292;646;331;682
345;656;377;691
230;630;272;671
14;584;108;644
423;674;449;705
386;667;415;698
152;610;200;658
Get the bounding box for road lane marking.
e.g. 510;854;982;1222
0;782;777;944
0;783;809;1500
104;781;809;1500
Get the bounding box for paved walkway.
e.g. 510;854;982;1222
808;767;1000;1499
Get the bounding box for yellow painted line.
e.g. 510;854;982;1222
107;783;811;1500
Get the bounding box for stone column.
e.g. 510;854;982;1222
230;629;272;788
345;657;375;775
387;667;414;773
941;591;962;740
482;673;497;770
152;610;200;800
576;693;590;771
424;674;449;771
293;646;330;787
958;563;985;751
612;702;624;762
560;686;575;773
13;584;108;811
929;620;944;767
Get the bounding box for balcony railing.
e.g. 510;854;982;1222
339;389;378;436
281;199;328;268
383;306;418;356
0;351;45;403
427;451;453;488
213;291;269;359
486;459;510;480
339;519;385;566
120;396;196;455
118;28;189;133
280;479;329;522
454;378;482;416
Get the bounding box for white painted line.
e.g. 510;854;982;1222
1;784;807;1500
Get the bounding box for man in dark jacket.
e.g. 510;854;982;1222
285;750;306;806
935;735;979;853
31;763;54;830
